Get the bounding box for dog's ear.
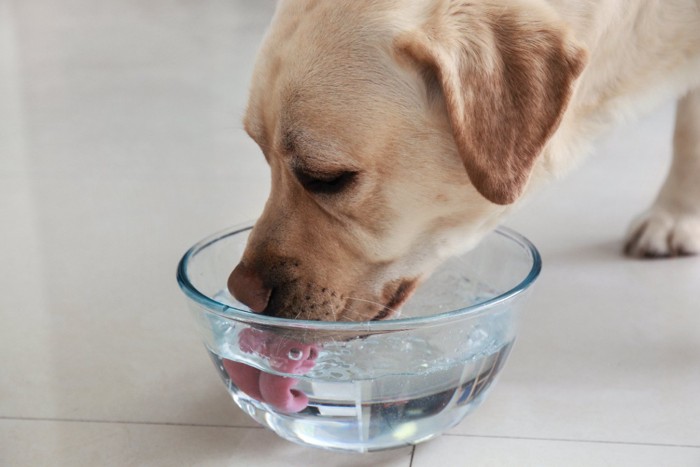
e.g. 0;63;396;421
396;1;587;204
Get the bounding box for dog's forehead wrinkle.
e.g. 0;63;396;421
279;120;367;171
266;21;421;109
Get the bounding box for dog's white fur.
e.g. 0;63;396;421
231;0;700;321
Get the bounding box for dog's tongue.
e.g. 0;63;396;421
222;360;309;412
222;329;317;413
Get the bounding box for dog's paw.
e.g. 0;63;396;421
624;208;700;258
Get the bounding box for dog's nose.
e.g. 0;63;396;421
227;262;271;313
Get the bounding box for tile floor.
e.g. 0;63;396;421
1;1;699;466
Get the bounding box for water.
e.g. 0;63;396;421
207;339;513;452
200;283;516;451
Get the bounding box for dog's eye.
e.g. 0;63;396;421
295;170;358;195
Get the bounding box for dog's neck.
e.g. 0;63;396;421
532;0;700;184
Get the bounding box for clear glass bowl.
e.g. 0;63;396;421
177;223;541;452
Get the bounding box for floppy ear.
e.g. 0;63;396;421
396;1;587;204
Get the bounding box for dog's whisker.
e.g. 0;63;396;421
343;296;399;321
345;296;393;310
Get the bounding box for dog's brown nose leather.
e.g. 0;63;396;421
228;262;271;313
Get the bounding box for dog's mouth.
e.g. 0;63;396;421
261;277;421;322
368;278;419;321
231;258;422;322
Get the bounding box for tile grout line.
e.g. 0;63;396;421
444;432;700;450
0;415;265;430
4;416;698;451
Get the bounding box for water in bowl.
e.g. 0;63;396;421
207;331;513;452
200;264;517;452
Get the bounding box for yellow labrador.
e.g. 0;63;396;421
229;0;700;321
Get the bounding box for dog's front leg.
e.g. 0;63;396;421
625;88;700;257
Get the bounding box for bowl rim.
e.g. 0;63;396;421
176;222;541;332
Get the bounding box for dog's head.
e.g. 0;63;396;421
229;0;586;321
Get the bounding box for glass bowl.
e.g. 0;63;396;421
177;223;541;452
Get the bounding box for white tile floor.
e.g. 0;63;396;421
1;1;699;466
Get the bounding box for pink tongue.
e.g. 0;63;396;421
221;360;263;400
222;360;309;413
221;329;317;413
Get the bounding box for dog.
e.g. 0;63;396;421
228;0;700;322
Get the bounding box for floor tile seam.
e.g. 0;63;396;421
443;432;700;450
0;415;264;430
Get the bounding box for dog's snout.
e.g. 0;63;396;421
228;262;271;313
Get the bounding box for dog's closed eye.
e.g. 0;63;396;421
294;169;358;195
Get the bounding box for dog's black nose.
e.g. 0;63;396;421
227;262;271;313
